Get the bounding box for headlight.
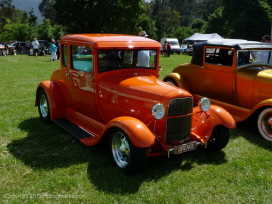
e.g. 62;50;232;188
199;97;210;112
152;103;165;119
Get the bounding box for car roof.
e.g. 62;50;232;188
192;39;272;66
61;33;162;48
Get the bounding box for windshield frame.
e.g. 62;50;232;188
97;49;158;73
237;49;272;68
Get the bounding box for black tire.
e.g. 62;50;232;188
205;125;230;151
164;78;178;87
111;129;148;174
37;89;51;123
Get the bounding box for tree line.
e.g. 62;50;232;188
0;0;272;43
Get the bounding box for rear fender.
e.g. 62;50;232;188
192;105;236;140
35;81;66;119
104;116;156;148
163;73;191;92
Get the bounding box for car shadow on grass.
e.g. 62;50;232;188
8;117;93;169
233;118;272;151
86;146;227;194
11;117;228;194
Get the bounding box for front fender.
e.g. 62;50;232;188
163;73;191;92
192;105;236;141
105;116;156;148
35;81;66;120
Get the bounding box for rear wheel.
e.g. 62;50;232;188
257;108;272;141
205;125;230;151
37;89;51;123
111;129;148;173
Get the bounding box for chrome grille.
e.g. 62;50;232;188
166;97;193;144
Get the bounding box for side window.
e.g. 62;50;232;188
71;45;93;73
205;47;233;66
62;45;68;67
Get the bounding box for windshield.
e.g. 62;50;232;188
98;49;157;73
237;50;272;67
169;41;179;46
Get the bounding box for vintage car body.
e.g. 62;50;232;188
0;44;15;55
164;39;272;141
35;34;235;173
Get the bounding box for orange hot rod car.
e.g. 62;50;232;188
163;39;272;142
35;34;235;173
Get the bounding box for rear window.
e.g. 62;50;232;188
205;47;233;66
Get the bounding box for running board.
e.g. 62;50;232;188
52;118;95;140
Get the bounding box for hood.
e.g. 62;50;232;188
98;73;192;122
256;68;272;86
102;74;191;102
237;66;272;84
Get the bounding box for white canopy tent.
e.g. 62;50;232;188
183;33;224;43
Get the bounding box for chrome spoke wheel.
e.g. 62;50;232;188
37;89;51;123
111;131;130;168
39;95;48;118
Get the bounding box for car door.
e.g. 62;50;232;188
191;47;235;104
61;44;98;119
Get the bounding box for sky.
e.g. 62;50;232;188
12;0;43;24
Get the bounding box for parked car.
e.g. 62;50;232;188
163;39;272;142
0;43;15;55
160;38;181;54
29;40;49;56
38;40;49;55
184;44;193;55
180;44;187;54
35;34;235;173
10;42;27;54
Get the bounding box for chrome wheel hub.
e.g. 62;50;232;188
39;95;48;118
112;132;130;168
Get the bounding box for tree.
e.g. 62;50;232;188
191;18;207;33
194;0;222;22
205;7;227;37
53;0;145;34
173;26;196;42
156;6;181;40
38;0;56;22
0;0;13;8
221;0;272;40
138;14;158;40
38;19;65;41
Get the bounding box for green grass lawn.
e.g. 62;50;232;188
0;54;271;204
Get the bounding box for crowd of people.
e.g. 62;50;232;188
0;38;60;61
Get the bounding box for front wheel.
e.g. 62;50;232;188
37;89;51;123
111;129;148;173
257;108;272;141
205;125;230;151
164;78;178;87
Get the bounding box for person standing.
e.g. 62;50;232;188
137;31;150;67
3;42;8;56
31;38;39;58
55;40;60;60
162;41;167;56
25;41;31;54
166;42;171;57
49;39;58;61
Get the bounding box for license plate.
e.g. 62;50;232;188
174;141;197;154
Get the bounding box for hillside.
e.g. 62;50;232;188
12;0;43;24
